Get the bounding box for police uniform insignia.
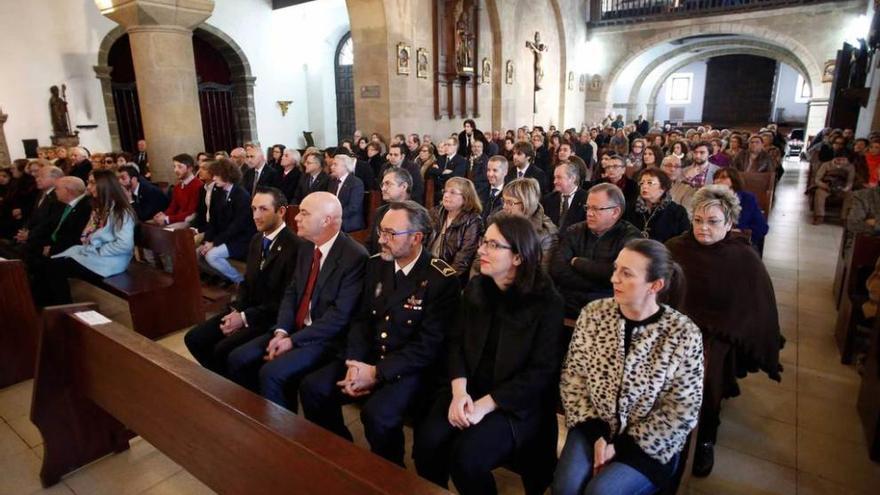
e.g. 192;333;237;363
375;282;383;298
431;258;456;277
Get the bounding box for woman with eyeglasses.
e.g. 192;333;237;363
428;176;483;284
593;153;638;206
624;138;647;179
416;144;438;183
666;185;781;478
415;213;564;495
624;169;689;243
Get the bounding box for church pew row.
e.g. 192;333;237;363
0;259;41;387
30;304;449;494
741;171;775;216
834;234;880;364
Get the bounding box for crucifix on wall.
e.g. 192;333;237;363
525;31;549;114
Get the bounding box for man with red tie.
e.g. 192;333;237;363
226;191;368;411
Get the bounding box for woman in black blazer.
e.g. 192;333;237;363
414;213;565;495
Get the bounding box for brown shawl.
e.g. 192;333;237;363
666;231;782;381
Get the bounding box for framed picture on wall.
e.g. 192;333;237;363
397;43;411;75
505;60;514;85
417;48;429;78
482;58;491;84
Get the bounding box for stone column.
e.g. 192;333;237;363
0;108;10;167
93;65;121;152
95;0;214;183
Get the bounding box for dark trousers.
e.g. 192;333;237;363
184;313;266;376
31;256;105;307
413;391;517;495
226;332;332;412
300;359;423;466
697;336;734;444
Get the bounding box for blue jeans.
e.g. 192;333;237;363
199;243;244;283
552;425;658;495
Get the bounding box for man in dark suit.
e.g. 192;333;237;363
67;147;92;183
117;164;169;222
506;141;548;195
467;139;490;199
542;162;587;232
478;155;508;224
186;187;303;375
300;201;459;465
226;191;368;411
7;165;65;259
428;138;468;194
134;139;151;180
328;153;366;232
242;146;279;197
293;151;330;205
385;143;424;204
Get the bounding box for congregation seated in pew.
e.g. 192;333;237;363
148;153;202;229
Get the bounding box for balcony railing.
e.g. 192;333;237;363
589;0;840;26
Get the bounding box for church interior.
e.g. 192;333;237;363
2;0;880;494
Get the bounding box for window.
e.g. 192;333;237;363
666;73;693;104
795;73;811;103
337;35;353;66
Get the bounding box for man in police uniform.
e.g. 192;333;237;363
299;200;459;466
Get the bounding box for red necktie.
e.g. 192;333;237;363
295;248;323;330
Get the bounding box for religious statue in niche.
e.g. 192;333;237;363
417;48;429;79
49;85;79;145
525;31;549;91
822;59;835;83
482;58;491;84
454;0;475;75
568;71;574;90
397;43;411;75
505;60;514;84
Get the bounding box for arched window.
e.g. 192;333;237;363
335;33;356;143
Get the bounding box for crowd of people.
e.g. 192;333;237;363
10;114;866;494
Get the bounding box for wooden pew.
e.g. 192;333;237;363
425;177;437;208
857;312;880;461
30;305;448;494
834;234;880;363
741;172;775;216
284;205;300;232
0;259;41;387
96;223;204;339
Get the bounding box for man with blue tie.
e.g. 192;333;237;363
226;191;368;411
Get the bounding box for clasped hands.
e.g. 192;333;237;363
336;360;378;397
219;311;244;335
592;437;617;477
264;331;293;361
447;392;494;429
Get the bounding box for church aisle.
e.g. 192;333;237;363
1;159;879;494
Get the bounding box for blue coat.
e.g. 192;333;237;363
53;211;135;277
736;190;769;253
330;175;366;232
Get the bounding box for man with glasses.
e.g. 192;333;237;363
385;143;424;204
549;183;640;317
593;154;637;206
300;200;459;466
366;167;415;253
506;141;548;195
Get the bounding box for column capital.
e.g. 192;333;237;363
93;65;113;80
94;0;214;30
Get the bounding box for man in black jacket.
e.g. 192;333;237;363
549;183;640;317
242;145;279;196
507;141;548;195
41;176;93;257
118;164;169;222
226;191;368;411
185;187;303;375
542;162;587;232
293;151;330;204
300;201;459;465
479;155;508;224
366;167;413;254
6;165;65;259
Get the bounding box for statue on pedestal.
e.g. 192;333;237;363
454;0;474;75
49;85;79;146
525;32;549;91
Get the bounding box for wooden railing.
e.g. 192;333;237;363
588;0;839;26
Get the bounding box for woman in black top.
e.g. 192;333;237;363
414;213;565;495
624;168;690;242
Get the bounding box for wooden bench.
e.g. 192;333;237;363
857;313;880;461
0;259;41;387
741;171;775;216
96;223;204;339
834;234;880;363
30;305;448;494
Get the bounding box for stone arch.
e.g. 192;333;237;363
345;0;391;138
485;0;503;131
645;47;804;122
95;23;258;150
602;23;824;105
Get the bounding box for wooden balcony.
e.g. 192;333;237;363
588;0;841;27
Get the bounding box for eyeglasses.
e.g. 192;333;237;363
585;205;618;213
639;180;660;187
502;199;522;207
480;238;512;251
693;218;725;227
380;181;402;189
377;228;419;239
103;159;114;164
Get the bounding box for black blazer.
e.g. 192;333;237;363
68;160;92;182
242;165;280;195
204;185;256;259
47;197;93;255
541;188;587;232
277;168;302;204
274;232;368;349
346;250;461;381
132;180;170;222
355;159;377;191
330;175;366;232
234;228;305;330
429;155;468;182
478;182;505;224
293;172;330;205
507;163;549;195
25;190;64;249
448;274;565;421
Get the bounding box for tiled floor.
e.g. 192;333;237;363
2;158;879;494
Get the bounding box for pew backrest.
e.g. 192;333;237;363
0;259;40;387
741;172;775;215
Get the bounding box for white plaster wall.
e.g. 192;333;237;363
652;61;707;123
771;62;808;124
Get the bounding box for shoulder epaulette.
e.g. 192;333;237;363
431;258;457;277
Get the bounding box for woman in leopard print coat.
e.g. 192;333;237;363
553;239;704;495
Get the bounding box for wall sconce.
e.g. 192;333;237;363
277;100;293;117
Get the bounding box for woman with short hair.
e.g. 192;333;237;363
666;185;782;478
500;177;558;268
625;169;690;242
415;213;565;495
554;239;703;495
713;167;769;254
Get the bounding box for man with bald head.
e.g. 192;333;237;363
68;147;92;182
227;191;369;411
22;176;92;269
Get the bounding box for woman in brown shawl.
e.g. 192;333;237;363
666;185;781;478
